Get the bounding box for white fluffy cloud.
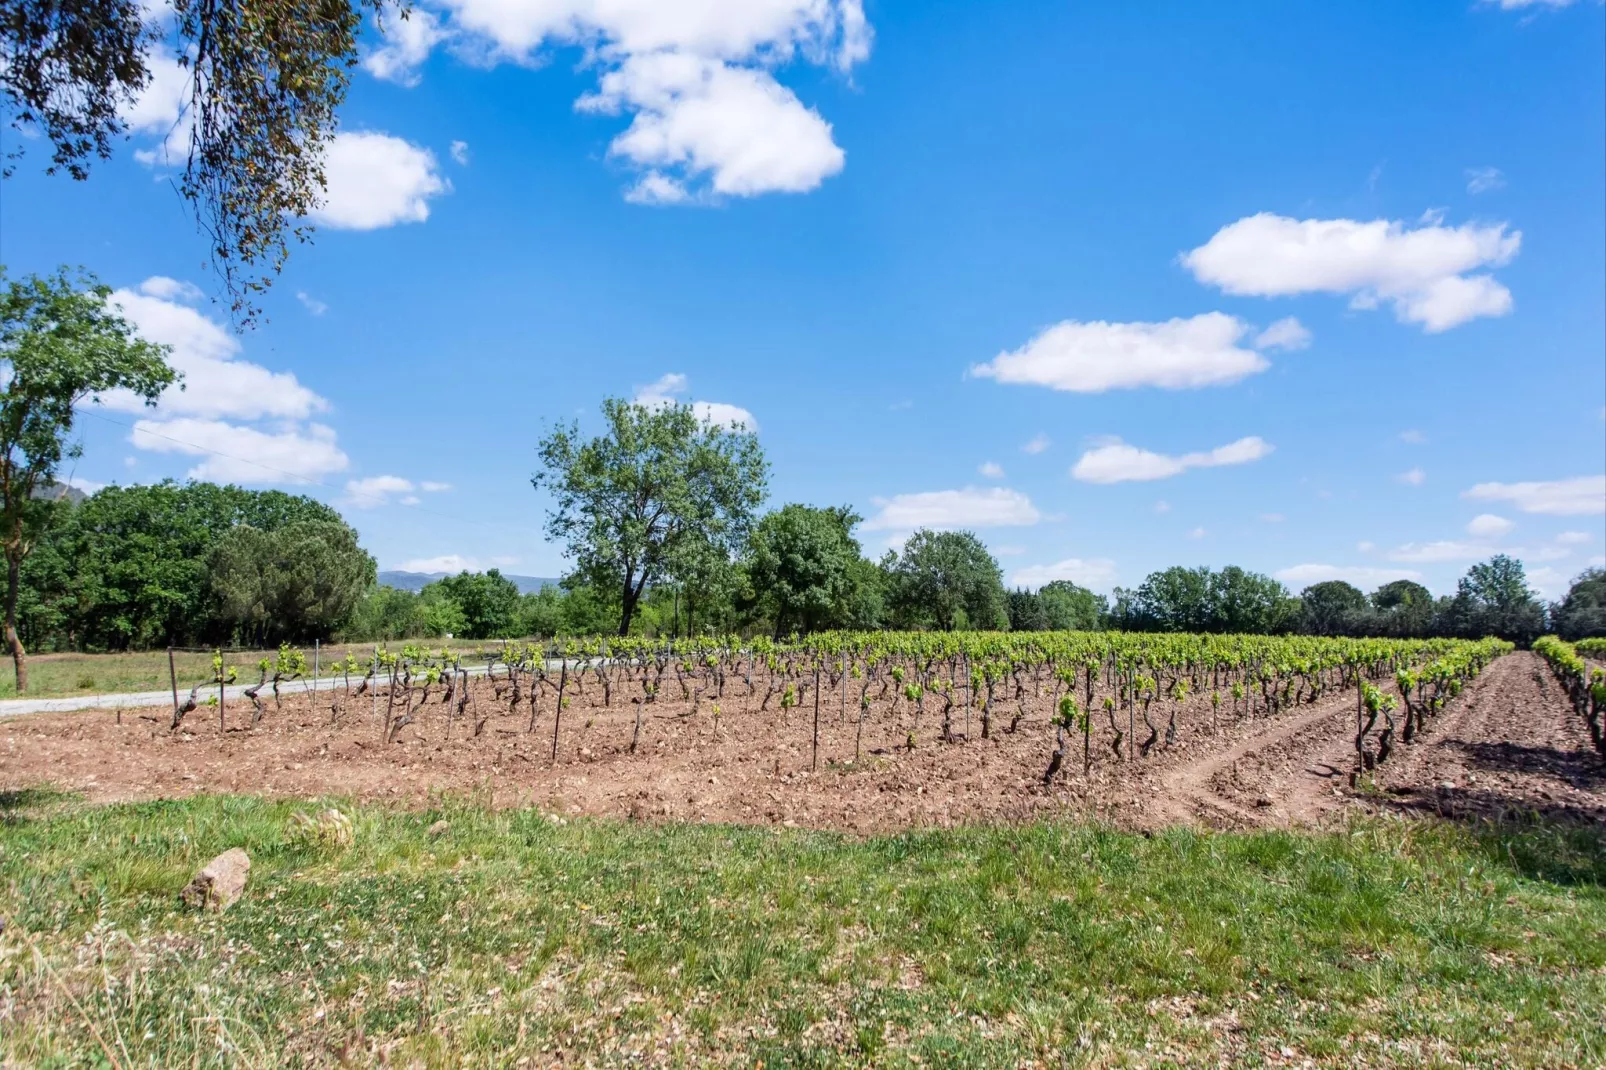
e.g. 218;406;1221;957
1463;476;1605;516
863;487;1040;532
972;312;1292;394
363;9;448;86
1182;212;1521;332
1556;531;1593;545
633;373;757;430
104;280;326;420
101;279;357;487
122;48;192;167
1274;564;1425;587
1071;436;1272;485
1011;557;1117;590
396;554;480;574
395;0;868;200
580;52;844;201
310;132;449;229
343;476;452;507
131;418;349;485
1466;513;1514;538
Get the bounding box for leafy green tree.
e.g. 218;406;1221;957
743;504;872;636
1298;580;1368;636
1113;565;1291;634
1037;580;1106;631
428;569;521;640
1367;579;1436;638
533;398;767;636
20;480;348;650
207;519;374;644
1371;579;1433;612
1550;567;1606;641
2;0;395;321
1007;588;1050;631
885;529;1008;631
1;269;175;688
339;585;429;643
1446;554;1546;643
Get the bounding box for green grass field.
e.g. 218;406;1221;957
0;642;478;701
1;791;1601;1066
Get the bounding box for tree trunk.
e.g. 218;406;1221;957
5;552;25;693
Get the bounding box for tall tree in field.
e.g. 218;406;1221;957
886;529;1008;631
743;504;871;636
1037;580;1107;631
1298;580;1368;636
1550;567;1606;641
2;0;395;321
533;398;768;636
0;269;175;689
1448;554;1546;642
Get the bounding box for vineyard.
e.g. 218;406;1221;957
10;628;1598;831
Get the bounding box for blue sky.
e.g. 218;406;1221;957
3;0;1603;598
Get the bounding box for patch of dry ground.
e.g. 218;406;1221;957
2;653;1600;832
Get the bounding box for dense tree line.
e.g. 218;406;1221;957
19;481;373;650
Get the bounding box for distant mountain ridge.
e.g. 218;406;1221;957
378;571;560;595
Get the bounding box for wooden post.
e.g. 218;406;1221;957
812;661;821;771
551;657;567;762
168;647;179;719
218;653;225;733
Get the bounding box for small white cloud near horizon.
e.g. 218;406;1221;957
1275;564;1426;588
1556;531;1593;545
343;475;430;508
1466;513;1514;538
978;461;1004;479
863;486;1040;532
1021;433;1051;455
1071;435;1273;484
1182;211;1520;332
130;418;349;485
971;312;1301;395
1388;540;1500;564
633;372;757;430
1397;467;1426;486
310;132;449;230
1011;557;1117;590
394;554;478;574
1464;475;1605;516
420;480;453;493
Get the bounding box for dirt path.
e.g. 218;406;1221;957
1151;652;1606;830
1147;686;1360;828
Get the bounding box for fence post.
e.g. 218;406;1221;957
314;639;320;691
812;660;821;771
168;646;178;718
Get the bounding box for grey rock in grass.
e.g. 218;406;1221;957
179;848;251;911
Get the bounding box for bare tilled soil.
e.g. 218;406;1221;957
2;653;1600;832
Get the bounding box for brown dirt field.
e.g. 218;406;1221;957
3;654;1600;833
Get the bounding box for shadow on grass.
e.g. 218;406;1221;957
0;785;79;826
1374;787;1606;887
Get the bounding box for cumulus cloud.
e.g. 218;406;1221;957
972;312;1289;394
1253;316;1312;352
1274;564;1425;587
396;554;480;574
1466;513;1514;538
1556;531;1593;545
862;487;1040;532
344;475;418;508
633;372;757;430
122;48;192;167
1071;435;1273;485
363;9;448;86
1182;212;1521;332
401;0;869;201
579;52;845;199
1463;475;1605;516
310;132;449;229
104;280;326;421
1011;557;1117;590
101;279;356;487
131;418;349;485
